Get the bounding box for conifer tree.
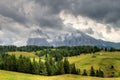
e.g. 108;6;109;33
32;58;39;74
96;70;99;77
64;57;70;74
90;66;95;76
71;63;77;74
56;61;65;75
39;58;47;75
82;69;87;76
98;69;104;77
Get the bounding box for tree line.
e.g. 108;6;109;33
36;46;101;61
0;45;119;54
0;53;105;77
0;53;80;76
0;45;53;52
82;66;104;77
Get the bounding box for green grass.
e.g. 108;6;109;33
0;70;120;80
68;51;120;77
7;51;120;76
3;51;120;79
7;51;40;62
7;51;37;58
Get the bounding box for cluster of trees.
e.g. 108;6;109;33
0;46;53;52
82;66;104;77
0;45;102;62
0;53;80;76
104;47;120;52
0;45;120;53
0;53;105;77
106;65;115;77
0;45;101;53
36;46;101;61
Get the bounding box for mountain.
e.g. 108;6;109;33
27;31;120;48
27;38;50;46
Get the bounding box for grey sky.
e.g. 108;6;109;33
0;0;120;46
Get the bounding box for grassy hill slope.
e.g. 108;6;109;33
0;70;120;80
68;51;120;77
6;51;120;78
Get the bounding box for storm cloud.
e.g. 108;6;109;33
1;0;120;28
34;0;120;28
0;0;120;45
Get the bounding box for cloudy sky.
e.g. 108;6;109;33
0;0;120;46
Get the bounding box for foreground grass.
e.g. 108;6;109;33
0;70;120;80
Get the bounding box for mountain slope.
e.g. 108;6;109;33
27;31;120;48
27;38;50;46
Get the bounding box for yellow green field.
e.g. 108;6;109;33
7;51;37;58
0;70;120;80
68;51;120;77
7;51;40;62
2;51;120;80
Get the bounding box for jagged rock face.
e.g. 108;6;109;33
27;38;50;46
27;30;120;48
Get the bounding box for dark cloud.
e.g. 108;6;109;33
0;1;27;24
69;0;120;28
85;28;94;34
0;0;120;45
36;14;64;29
31;0;70;29
35;0;120;28
106;25;112;33
35;0;70;14
1;0;120;29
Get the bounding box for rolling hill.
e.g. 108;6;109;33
7;51;120;77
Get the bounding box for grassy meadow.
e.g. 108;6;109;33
0;70;120;80
7;51;37;58
7;51;40;62
1;51;120;80
68;51;120;77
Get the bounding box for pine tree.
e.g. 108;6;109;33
32;58;39;74
17;55;24;72
98;69;104;77
39;58;47;75
24;57;32;73
110;65;115;77
90;66;95;76
96;70;99;77
45;55;55;76
56;61;65;75
71;63;77;74
76;69;81;75
64;57;70;74
82;69;87;76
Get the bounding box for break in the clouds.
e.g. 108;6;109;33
0;0;120;46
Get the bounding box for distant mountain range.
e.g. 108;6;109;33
27;31;120;48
